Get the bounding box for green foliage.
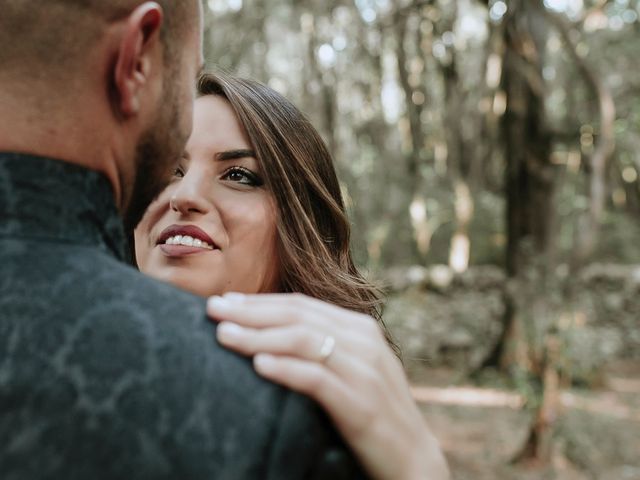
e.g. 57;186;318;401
509;365;543;411
202;0;639;271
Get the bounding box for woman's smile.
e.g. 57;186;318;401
134;95;279;297
157;223;218;257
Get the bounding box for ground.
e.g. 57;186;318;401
410;361;640;480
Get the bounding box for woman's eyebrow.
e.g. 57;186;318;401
215;149;256;161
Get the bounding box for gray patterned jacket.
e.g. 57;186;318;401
0;153;365;480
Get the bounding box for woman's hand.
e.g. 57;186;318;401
207;293;450;480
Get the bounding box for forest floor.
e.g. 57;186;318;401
410;361;640;480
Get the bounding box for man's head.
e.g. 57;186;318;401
0;0;204;231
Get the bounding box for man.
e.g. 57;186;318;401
0;1;364;478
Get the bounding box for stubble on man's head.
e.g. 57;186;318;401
0;0;196;76
0;0;201;231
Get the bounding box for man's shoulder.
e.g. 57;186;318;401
0;242;363;479
5;238;206;326
91;250;208;322
1;240;270;395
40;248;269;398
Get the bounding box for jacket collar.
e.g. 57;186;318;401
0;152;129;261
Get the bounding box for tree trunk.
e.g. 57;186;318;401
395;8;426;181
543;9;617;267
437;1;474;274
298;8;338;156
498;0;558;465
395;7;430;256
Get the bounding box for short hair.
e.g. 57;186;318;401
0;0;195;79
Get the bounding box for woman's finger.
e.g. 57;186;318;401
218;322;388;434
216;321;394;407
247;293;383;334
252;354;378;437
208;295;328;329
211;294;400;382
223;292;340;317
217;322;374;375
237;292;386;341
208;293;382;340
217;323;323;359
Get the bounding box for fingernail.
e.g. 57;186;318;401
254;353;276;372
222;292;246;300
223;292;246;303
208;296;232;312
217;322;244;342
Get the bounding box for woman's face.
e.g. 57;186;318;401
135;95;280;297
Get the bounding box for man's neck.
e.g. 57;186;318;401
0;88;124;212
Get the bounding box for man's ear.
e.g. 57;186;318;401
113;2;164;117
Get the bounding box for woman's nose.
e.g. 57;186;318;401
169;174;210;216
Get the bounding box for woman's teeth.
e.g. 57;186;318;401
164;235;214;249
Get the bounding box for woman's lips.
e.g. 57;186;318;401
156;224;219;257
159;244;216;257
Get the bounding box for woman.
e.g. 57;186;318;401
135;72;449;480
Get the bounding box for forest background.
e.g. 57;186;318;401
203;0;640;478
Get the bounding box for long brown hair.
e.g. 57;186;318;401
197;72;388;327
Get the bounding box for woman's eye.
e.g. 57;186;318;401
173;166;185;178
221;166;264;187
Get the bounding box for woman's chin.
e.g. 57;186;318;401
141;267;220;298
140;262;279;298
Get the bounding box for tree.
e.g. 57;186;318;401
497;0;558;464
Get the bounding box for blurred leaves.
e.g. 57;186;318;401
202;0;640;270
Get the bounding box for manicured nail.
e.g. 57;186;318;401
223;292;246;303
208;296;232;312
254;353;276;373
217;322;244;343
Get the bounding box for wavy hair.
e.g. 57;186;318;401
197;72;392;339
